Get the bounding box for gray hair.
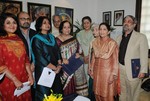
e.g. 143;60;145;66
124;15;137;24
52;14;62;22
91;23;99;32
34;6;49;15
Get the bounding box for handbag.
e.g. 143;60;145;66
141;77;150;92
141;66;150;92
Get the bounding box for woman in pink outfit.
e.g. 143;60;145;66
90;23;120;101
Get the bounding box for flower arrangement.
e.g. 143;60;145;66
43;90;63;101
73;20;83;36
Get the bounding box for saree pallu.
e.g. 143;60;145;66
56;37;88;96
74;64;88;96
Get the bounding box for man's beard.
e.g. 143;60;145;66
20;23;30;29
123;25;129;31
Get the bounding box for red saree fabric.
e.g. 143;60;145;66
0;34;31;101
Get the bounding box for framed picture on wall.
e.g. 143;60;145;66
113;10;124;26
55;6;74;24
27;2;51;22
0;1;22;16
103;11;111;26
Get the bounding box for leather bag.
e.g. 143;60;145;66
141;78;150;92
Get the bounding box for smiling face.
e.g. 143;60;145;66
83;19;91;31
4;17;17;34
62;22;71;35
41;18;51;34
99;24;110;38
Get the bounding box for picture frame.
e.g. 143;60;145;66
27;2;51;22
55;6;74;24
103;11;111;26
113;10;124;26
0;1;22;16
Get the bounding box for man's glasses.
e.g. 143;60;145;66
19;18;30;21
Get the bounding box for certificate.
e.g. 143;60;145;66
14;81;31;97
62;54;84;76
37;67;56;88
131;59;141;78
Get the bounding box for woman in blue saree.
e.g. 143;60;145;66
31;16;63;101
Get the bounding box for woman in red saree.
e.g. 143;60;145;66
89;23;120;101
0;13;34;101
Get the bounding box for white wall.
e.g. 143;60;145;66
15;0;136;39
97;0;136;39
15;0;136;23
15;0;99;24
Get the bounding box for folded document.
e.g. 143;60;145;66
62;54;84;76
0;73;5;80
38;67;56;88
14;81;30;97
131;58;141;78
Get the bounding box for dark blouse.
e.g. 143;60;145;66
31;33;63;101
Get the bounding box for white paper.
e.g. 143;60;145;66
0;73;5;80
73;96;90;101
14;81;31;97
37;67;56;88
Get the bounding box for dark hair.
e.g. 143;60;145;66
82;16;92;23
99;22;111;31
123;15;137;24
59;21;72;34
35;16;51;33
0;13;19;36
